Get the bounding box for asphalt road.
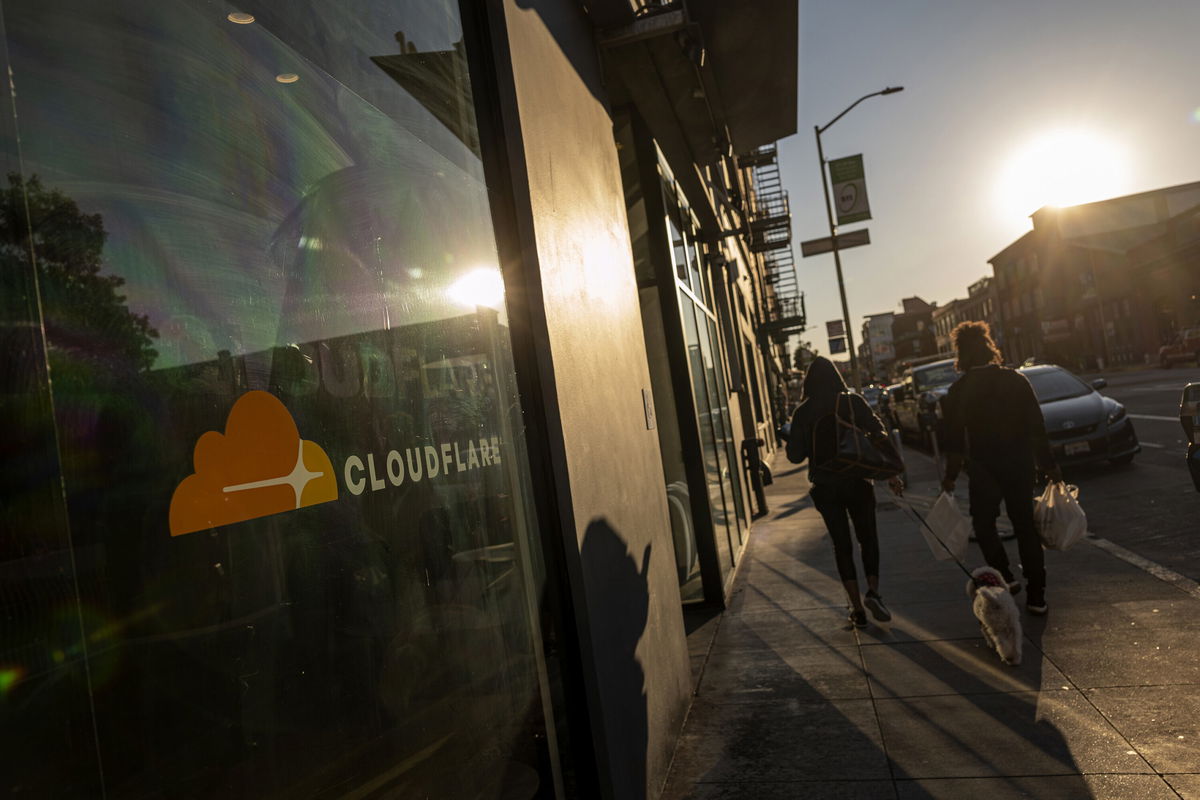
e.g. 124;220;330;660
1068;366;1200;580
898;366;1200;582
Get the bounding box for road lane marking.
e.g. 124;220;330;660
1127;385;1194;392
1140;442;1166;449
1086;536;1200;601
1129;414;1180;421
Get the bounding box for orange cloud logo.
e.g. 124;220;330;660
169;391;338;536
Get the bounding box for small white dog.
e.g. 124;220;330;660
966;566;1023;666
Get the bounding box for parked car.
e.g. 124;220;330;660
892;358;959;443
1182;382;1200;491
1019;365;1140;466
861;384;884;412
1159;327;1200;368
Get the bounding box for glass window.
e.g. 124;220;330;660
615;118;702;601
914;361;959;392
687;210;705;303
702;314;746;541
679;296;735;569
1025;367;1092;403
0;1;558;797
666;210;689;283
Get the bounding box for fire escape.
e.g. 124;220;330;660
743;144;805;346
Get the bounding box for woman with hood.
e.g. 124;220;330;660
786;357;903;628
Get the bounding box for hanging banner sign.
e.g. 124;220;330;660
828;154;871;225
826;319;845;338
828;336;847;355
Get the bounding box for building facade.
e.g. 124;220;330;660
862;311;896;381
931;277;998;355
991;182;1200;368
931;299;963;354
0;1;799;797
891;297;938;369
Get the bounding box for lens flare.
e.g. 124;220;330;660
0;666;25;695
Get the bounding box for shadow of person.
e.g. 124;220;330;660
580;519;651;800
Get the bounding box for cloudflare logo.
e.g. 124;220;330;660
169;391;338;536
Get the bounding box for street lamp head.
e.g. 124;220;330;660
881;86;905;95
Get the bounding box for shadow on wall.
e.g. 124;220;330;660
511;0;609;108
580;519;651;800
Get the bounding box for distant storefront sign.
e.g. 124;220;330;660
1042;318;1072;342
828;154;871;225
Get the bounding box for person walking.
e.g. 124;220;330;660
940;321;1062;615
787;356;903;628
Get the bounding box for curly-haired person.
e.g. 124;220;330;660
940;321;1062;614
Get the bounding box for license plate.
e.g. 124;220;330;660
1065;441;1090;456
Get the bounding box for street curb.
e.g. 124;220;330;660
1085;534;1200;600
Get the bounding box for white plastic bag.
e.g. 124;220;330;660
920;492;971;562
1035;482;1088;550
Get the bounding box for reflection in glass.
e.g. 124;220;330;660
679;295;734;569
704;315;747;542
667;212;689;284
0;1;557;796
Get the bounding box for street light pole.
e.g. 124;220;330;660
814;86;904;391
814;126;860;389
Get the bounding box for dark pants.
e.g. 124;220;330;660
967;459;1045;592
810;479;879;583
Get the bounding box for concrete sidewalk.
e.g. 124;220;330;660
660;452;1200;799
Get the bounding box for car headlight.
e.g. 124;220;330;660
1108;404;1126;424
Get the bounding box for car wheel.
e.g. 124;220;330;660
1109;453;1135;466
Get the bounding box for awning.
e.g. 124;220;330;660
597;0;798;215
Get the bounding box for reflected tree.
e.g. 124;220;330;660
792;338;816;372
0;173;158;386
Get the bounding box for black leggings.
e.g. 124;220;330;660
967;459;1045;591
810;479;879;583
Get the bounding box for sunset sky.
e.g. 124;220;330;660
778;0;1200;359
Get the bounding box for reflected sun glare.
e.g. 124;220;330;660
996;129;1130;221
447;267;505;310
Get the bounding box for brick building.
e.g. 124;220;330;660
990;182;1200;368
891;296;938;368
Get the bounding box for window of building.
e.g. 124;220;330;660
0;2;560;796
615;118;748;602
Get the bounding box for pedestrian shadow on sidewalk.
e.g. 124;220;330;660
770;494;814;521
737;505;1101;798
856;512;1105;798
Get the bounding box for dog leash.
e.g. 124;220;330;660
894;496;983;587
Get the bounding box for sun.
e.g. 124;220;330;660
996;129;1131;222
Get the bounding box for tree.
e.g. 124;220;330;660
792;338;816;372
0;173;158;387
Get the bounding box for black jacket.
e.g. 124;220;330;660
941;364;1054;469
786;357;886;484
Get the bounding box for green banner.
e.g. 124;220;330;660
828;155;864;183
829;154;871;225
